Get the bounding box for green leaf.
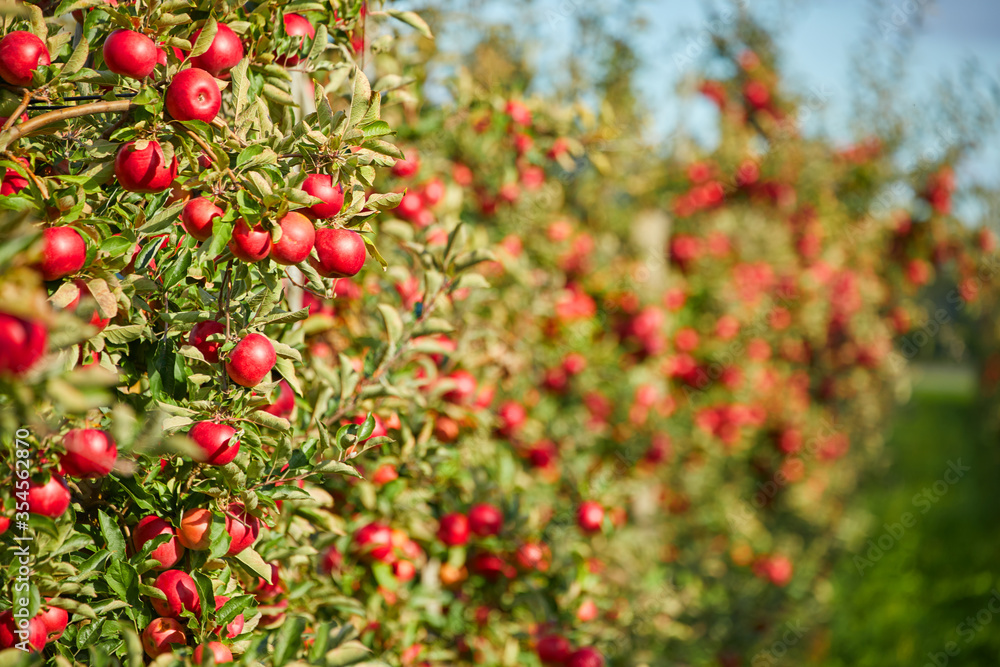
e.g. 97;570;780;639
412;318;455;337
306;23;329;63
325;640;373;667
272;615;308;667
233;547;272;582
191;572;216;623
161;249;192;289
28;4;47;40
98;510;127;560
216;594;255;627
348;68;371;129
100;236;134;257
263;83;296;107
246;409;291;432
359;120;392;138
62;36;90;76
312;460;362;478
376;304;403;345
384;9;434;39
53;0;104;16
190;17;218;59
231;58;251;118
208;513;231;560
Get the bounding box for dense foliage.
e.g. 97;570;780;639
1;2;998;667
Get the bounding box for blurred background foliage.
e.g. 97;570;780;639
395;0;1000;664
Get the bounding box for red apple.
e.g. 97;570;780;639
372;464;398;485
515;542;551;572
115;140;177;193
277;13;315;66
0;612;46;652
311;228;365;278
181;197;222;241
0;32;51;87
300;173;344;218
262;380;295;418
188;420;240;466
178;507;212;550
60;428;117;478
37;600;68;641
319;545;343;574
141;617;185;658
437;512;469;547
577;501;604;533
189;24;244;76
271;211;315;265
38;226;86;280
393;559;416;582
391;150;419;178
353;522;394;562
442;369;477;404
0;516;9;534
103;29;157;79
536;634;572;664
252;563;284;602
468;551;507;580
468;503;502;537
165;67;221;122
211;595;244;638
0;313;47;375
151;569;200;617
567;647;605;667
188;320;226;363
1;155;29;195
224;502;260;555
27;475;70;517
225;333;275;387
133;515;185;570
228;219;272;263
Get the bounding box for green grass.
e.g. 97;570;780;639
814;377;1000;666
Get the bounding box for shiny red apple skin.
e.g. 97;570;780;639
114;140;178;193
60;428;117;478
225;333;276;387
224;502;260;555
188;420;240;466
271;211;316;265
0;31;51;87
189;24;244;76
229;220;272;263
301;173;344;218
311;228;366;278
165;67;221;123
27;475;71;517
103;29;157;79
181;197;223;241
188;320;225;363
0;313;47;375
39;226;86;280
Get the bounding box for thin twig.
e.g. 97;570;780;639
0;90;32;136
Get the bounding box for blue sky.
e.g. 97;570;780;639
416;0;1000;195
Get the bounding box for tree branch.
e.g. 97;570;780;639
0;90;32;136
0;100;134;151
